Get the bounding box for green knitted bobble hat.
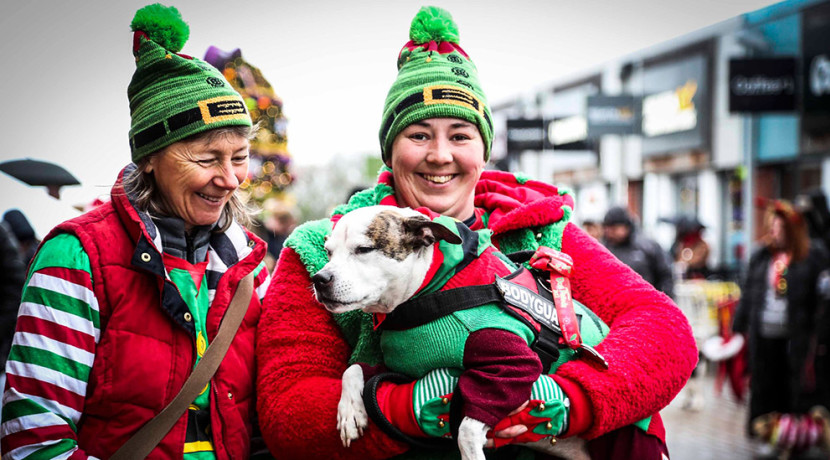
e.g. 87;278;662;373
128;4;251;162
379;6;493;163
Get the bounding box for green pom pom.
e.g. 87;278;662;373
409;6;459;44
131;3;190;53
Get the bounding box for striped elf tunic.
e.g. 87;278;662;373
1;230;269;460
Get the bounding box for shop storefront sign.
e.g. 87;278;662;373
729;58;796;112
549;115;588;148
641;51;710;157
586;95;640;137
642;80;699;137
506;118;545;154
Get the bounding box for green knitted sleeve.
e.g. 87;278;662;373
283;217;384;365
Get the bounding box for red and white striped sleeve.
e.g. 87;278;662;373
1;233;99;460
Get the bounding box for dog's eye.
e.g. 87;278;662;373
354;246;375;254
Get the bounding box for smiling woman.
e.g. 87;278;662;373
0;4;271;460
125;125;256;232
257;5;695;460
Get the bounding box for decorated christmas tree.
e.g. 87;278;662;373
204;47;293;205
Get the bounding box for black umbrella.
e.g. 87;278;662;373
0;158;80;187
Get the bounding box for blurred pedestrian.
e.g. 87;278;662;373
797;190;830;418
670;216;710;280
581;218;602;241
0;221;26;406
797;189;830;253
2;209;40;264
602;206;675;297
732;199;830;446
0;5;270;459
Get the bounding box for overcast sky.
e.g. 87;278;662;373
0;0;779;205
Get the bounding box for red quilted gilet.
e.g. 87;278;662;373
43;183;265;460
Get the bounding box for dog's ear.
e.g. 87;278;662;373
402;216;462;247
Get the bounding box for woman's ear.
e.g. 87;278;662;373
143;157;155;174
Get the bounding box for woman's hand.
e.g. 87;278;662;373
483;393;568;449
486;399;589;459
484;401;529;447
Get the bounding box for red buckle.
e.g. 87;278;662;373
529;247;581;350
529;247;573;276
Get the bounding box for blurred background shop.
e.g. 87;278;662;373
493;0;830;281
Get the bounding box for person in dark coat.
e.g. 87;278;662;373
602;206;675;297
798;189;830;252
2;209;40;264
732;199;830;439
0;220;26;393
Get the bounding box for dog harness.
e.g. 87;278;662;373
377;219;607;373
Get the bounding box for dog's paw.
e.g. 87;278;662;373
457;417;489;460
337;396;369;447
337;365;368;447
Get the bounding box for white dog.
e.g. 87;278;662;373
312;205;588;460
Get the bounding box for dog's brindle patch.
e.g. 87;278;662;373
366;210;427;261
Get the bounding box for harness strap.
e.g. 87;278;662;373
380;284;503;331
379;267;565;370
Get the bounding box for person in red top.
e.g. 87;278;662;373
733;200;830;448
256;6;696;459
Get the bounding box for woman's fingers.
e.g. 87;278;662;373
484;425;528;448
483;400;531;448
495;425;528;438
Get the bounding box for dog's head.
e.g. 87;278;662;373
312;206;461;314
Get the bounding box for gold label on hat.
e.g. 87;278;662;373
198;95;249;124
423;85;483;115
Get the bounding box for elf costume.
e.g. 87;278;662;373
346;210;613;439
0;5;269;459
255;6;696;459
256;172;695;460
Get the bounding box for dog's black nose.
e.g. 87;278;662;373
312;270;333;287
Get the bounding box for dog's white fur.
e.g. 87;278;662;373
315;207;433;315
337;364;368;447
314;206;586;460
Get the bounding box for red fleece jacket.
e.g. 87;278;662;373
255;171;697;459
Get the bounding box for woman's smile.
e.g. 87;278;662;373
146;134;250;230
420;173;455;185
196;191;225;204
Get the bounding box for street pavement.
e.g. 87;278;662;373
663;370;755;460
